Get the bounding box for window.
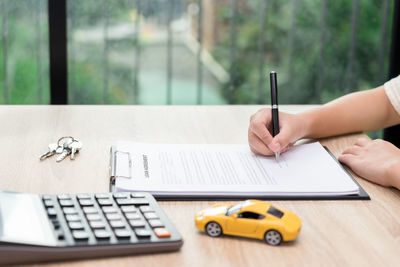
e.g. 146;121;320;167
267;206;284;219
237;211;265;220
0;0;394;105
0;0;50;104
226;203;243;216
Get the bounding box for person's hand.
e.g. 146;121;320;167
339;138;400;189
248;108;308;156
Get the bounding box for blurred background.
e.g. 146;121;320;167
0;0;393;105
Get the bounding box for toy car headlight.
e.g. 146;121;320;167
196;215;205;220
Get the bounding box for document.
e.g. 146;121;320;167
112;141;359;197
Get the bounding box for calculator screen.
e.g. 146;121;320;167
0;192;57;246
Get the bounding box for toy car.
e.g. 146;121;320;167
194;200;301;245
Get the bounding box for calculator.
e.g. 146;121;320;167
0;191;183;265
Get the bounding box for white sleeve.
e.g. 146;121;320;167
384;75;400;116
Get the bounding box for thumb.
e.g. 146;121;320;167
269;130;293;153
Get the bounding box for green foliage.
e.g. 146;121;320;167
0;0;394;106
0;43;3;103
0;0;50;104
212;0;393;104
69;62;103;104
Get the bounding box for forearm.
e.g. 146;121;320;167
298;86;400;139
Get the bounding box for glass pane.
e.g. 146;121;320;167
0;0;50;104
67;0;393;105
67;0;226;104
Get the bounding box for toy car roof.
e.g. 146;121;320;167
241;200;273;214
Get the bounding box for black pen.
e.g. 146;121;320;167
270;71;280;161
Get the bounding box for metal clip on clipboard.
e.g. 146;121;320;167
109;146;132;192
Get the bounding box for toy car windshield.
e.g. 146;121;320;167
267;206;284;218
225;203;243;216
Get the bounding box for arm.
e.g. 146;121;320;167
249;86;400;156
248;85;400;189
299;86;400;139
304;87;400;189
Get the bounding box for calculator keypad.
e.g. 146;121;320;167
41;192;179;247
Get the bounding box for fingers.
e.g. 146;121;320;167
280;144;292;153
354;137;370;147
338;153;358;166
249;108;298;155
270;131;291;153
250;122;274;148
248;129;274;156
342;138;372;156
342;145;362;156
249;109;274;149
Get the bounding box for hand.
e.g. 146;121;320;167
248;108;308;156
338;138;400;189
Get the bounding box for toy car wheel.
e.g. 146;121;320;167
264;230;282;246
205;222;222;237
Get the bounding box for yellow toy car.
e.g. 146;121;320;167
195;200;301;245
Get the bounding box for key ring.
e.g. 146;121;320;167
57;136;75;147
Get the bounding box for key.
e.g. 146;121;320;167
69;139;83;160
56;146;64;154
56;147;71;162
56;137;74;154
40;143;59;160
56;140;74;162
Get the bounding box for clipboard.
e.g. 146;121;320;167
109;145;370;201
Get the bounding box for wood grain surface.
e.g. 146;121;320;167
0;105;399;267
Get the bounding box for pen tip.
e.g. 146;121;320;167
275;152;279;161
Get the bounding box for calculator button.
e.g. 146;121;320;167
52;220;61;230
59;200;74;207
131;193;146;198
42;195;52;200
98;199;113;206
72;230;89;240
102;206;118;213
121;206;137;213
77;194;91;199
95;194;110;199
116;199;133;205
106;213;121;221
148;219;164;228
129;220;146;228
154;228;171;238
135;229;152;238
86;214;102;221
144;213;158;220
66;214;81;222
125;213;141;220
140;206;154;213
116;198;149;206
114;229;132;239
94;230;111;239
57;194;71;200
79;199;94;206
83;207;98;214
47;208;57;217
44;199;54;207
133;199;149;205
89;221;106;229
113;192;129;199
58;233;65;240
109;220;125;228
69;222;84;230
63;207;78;215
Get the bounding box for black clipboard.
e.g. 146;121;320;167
109;146;370;201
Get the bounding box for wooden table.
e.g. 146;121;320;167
0;105;400;267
